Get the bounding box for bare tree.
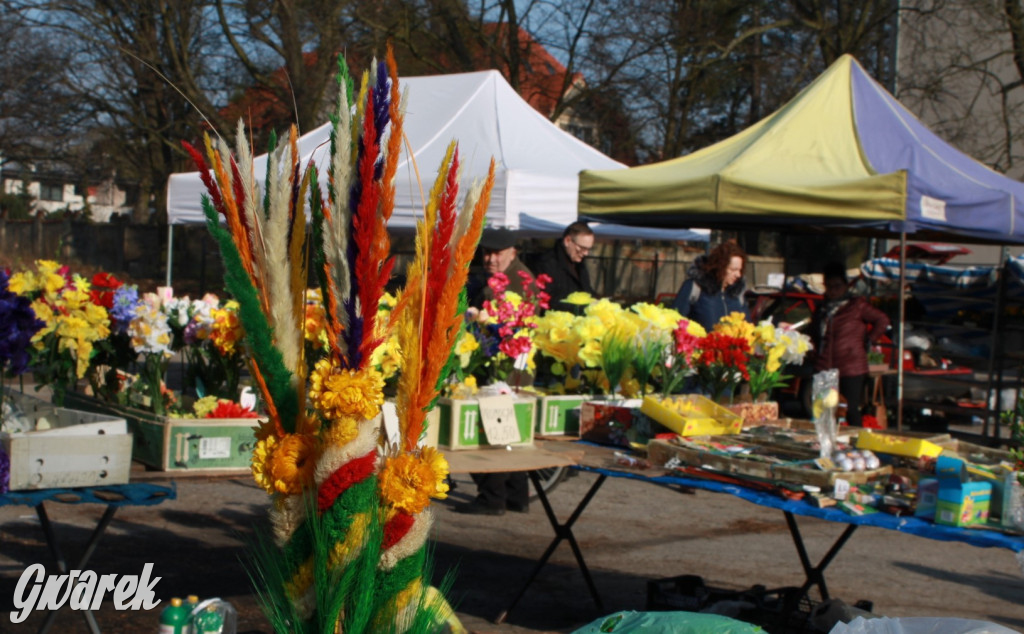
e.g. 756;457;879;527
897;0;1024;178
18;0;232;222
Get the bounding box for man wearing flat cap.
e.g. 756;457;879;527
467;228;534;309
455;227;534;515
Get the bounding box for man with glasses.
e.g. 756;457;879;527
534;221;596;310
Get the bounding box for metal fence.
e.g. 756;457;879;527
0;217;782;302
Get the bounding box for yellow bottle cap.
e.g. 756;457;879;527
187;595;199;603
170;597;182;607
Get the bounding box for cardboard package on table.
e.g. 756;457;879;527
535;394;590;436
647;437;892;490
580;398;665;447
436;396;536;451
64;392;257;473
1;389;132;490
640;395;743;436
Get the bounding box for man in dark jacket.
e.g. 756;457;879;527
810;262;890;427
533;221;595;311
466;228;534;309
455;228;533;515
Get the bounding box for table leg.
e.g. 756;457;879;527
783;511;857;609
494;472;607;624
35;502;117;634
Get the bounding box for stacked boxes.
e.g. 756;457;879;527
933;455;991;527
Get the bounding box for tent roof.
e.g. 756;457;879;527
579;55;1024;245
167;70;705;241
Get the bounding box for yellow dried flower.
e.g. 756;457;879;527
252;433;319;495
378;447;450;514
309;359;385;421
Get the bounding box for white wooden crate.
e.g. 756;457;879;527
1;389;133;490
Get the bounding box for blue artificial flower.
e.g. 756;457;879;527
0;269;45;375
110;285;142;334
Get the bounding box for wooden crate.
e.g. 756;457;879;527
64;393;257;473
646;437;892;490
2;389;132;490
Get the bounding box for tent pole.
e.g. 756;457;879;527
166;224;174;289
896;232;907;431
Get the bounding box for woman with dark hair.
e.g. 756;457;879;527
810;262;890;427
673;241;749;330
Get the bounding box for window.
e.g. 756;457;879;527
39;183;64;202
567;124;593;145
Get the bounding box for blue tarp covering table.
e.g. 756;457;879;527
1;483;176;634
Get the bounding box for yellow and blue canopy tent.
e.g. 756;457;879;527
579;55;1024;245
579;54;1024;433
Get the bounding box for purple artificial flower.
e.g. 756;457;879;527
0;269;45;375
110;285;141;334
0;447;9;494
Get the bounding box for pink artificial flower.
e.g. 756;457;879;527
499;335;532;359
537;291;550;310
487;272;509;295
535;274;552;290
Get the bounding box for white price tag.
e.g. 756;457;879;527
239;386;257;411
476;395;522;446
832;478;851;501
199;437;232;459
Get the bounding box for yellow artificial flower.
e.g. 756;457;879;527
714;311;755;344
631;302;684;332
193;395;220;418
562;291;594;306
309;359;385;421
584;298;625;329
210;301;243;356
454;330;480;368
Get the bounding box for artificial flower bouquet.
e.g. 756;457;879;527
9;261;112;406
459;271;549;389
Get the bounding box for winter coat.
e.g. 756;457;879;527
533;243;594;311
672;256;748;331
811;295;890;378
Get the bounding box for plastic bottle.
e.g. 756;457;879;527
184;595;200;634
159;597;189;634
194;604;224;634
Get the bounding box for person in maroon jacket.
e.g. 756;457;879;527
810;262;891;427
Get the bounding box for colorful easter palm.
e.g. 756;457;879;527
184;49;492;633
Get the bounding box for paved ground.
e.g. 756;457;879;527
2;467;1023;633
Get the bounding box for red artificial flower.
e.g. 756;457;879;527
89;272;123;309
206;400;260;419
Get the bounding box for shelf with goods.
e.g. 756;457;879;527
895;261;1024;443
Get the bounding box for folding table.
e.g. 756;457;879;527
497;441;1024;623
0;482;176;634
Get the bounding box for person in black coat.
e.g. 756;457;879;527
533;221;596;311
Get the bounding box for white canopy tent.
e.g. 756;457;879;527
166;69;707;242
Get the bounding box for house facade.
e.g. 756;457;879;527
0;159;133;222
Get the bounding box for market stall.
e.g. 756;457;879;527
578;53;1024;432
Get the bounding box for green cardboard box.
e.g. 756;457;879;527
436;396;536;451
64;392;257;473
535;394;589;435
